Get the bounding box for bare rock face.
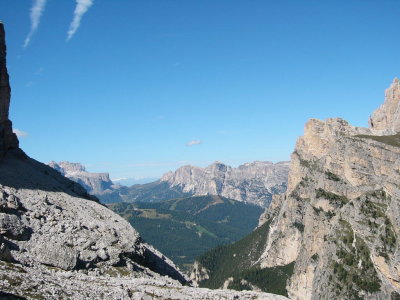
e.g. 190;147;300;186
161;161;289;207
255;79;400;299
0;153;189;280
48;161;118;196
369;78;400;134
0;23;18;158
194;79;400;299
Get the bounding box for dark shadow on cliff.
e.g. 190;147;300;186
0;149;98;203
0;291;27;300
128;241;189;285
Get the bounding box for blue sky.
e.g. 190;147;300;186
0;0;399;180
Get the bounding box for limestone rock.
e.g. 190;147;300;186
48;161;119;196
0;154;189;282
194;79;400;299
161;161;289;207
0;213;29;241
257;79;400;299
0;260;289;299
0;235;12;262
369;78;400;134
0;23;18;158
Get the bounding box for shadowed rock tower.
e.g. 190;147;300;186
0;22;19;157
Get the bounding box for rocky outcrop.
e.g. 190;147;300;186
0;23;288;299
1;260;288;300
0;143;191;288
369;78;400;134
161;161;289;207
0;22;18;158
257;80;400;299
48;161;119;196
193;79;400;299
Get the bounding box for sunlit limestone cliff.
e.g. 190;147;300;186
161;161;289;207
99;160;289;207
0;23;287;300
193;79;400;300
48;161;120;196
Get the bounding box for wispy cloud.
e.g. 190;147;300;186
24;0;48;48
67;0;94;41
186;140;202;147
13;129;28;138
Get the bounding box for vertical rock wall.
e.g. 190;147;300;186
0;22;18;158
369;78;400;134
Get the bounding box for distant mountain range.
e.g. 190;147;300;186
48;161;120;196
81;161;289;207
108;195;264;271
48;160;289;207
160;161;289;207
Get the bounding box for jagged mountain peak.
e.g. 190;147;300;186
262;80;400;298
160;161;289;207
48;161;87;174
193;79;400;299
0;23;19;158
369;77;400;134
48;161;117;196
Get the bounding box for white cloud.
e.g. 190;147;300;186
24;0;48;48
67;0;94;41
186;140;202;147
13;129;28;138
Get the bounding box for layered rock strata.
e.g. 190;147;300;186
161;161;289;207
192;79;400;299
48;161;118;196
369;78;400;134
258;78;400;299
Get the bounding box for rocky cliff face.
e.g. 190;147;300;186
0;23;287;299
258;78;400;299
161;161;289;207
48;161;119;196
193;79;400;299
0;22;18;158
369;78;400;134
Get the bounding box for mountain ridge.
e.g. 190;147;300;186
49;160;289;208
192;78;400;299
48;161;120;196
0;23;286;300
